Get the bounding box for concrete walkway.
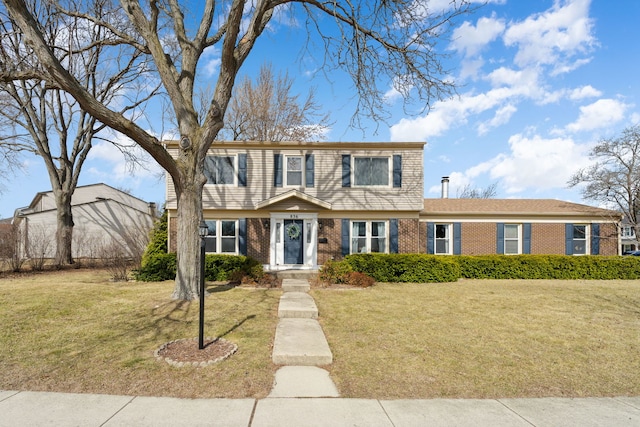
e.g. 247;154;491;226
269;278;339;398
2;390;640;426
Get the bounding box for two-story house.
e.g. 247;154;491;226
165;141;621;271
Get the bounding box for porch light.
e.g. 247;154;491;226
199;220;209;237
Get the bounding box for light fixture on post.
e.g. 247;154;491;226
262;218;270;230
198;220;209;350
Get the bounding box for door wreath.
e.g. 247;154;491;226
287;223;301;240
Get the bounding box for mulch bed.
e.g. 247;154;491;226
155;337;237;368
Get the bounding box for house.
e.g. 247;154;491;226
621;219;639;254
12;183;157;259
165;141;622;270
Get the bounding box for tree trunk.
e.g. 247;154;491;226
171;168;205;300
54;192;74;266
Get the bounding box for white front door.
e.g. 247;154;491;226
270;213;317;269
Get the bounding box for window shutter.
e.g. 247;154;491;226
496;223;504;254
342;155;351;187
305;154;315;187
453;222;462;255
565;223;574;255
426;222;434;255
390;219;398;253
591;223;600;255
274;154;283;187
238;154;247;187
204;156;216;184
393;155;402;188
238;218;247;255
341;219;350;256
523;223;531;254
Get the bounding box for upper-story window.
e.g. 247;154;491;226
504;224;521;255
205;155;235;185
353;157;389;186
286;155;303;186
622;226;636;238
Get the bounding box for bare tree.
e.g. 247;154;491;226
568;125;640;236
457;182;498;199
221;63;330;141
2;0;475;300
0;0;158;265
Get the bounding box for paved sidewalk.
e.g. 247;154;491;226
1;390;640;426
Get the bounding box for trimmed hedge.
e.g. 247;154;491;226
342;253;640;283
134;253;263;282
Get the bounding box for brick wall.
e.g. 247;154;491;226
598;223;619;255
169;216;177;252
318;219;342;264
460;223;496;255
530;223;565;254
399;218;420;253
247;218;270;264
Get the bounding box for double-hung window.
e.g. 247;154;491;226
622;226;636;239
435;224;451;254
351;221;387;253
353;157;389;186
504;224;521;255
204;220;238;254
285;155;303;186
572;224;588;255
205;156;235;185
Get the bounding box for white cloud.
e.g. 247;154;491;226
568;85;602;100
201;46;221;77
478;104;517;135
503;0;596;74
488;133;589;193
450;14;505;57
565;98;628;132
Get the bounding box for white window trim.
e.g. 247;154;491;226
504;224;522;255
622;226;636;238
434;223;452;255
572;224;590;256
350;220;389;254
284;154;305;187
203;219;239;254
352;156;392;188
205;155;237;186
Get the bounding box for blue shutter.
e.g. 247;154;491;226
390;219;398;253
342;155;351;187
453;222;462;255
238;154;247;187
393;155;402;188
238;218;247;255
523;223;531;254
204;156;216;184
591;223;600;255
565;223;574;255
274;154;283;187
426;222;435;254
496;223;504;254
341;219;350;256
305;154;315;187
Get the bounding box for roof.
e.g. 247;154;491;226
422;198;621;218
164;140;426;150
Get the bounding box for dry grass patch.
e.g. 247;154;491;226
312;280;640;399
0;269;280;398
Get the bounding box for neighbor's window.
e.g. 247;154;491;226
572;224;587;255
204;220;238;254
504;224;521;255
286;155;303;186
353;157;389;186
204;155;235;185
351;221;387;254
622;226;636;238
435;224;451;255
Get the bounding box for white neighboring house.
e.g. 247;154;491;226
12;183;157;260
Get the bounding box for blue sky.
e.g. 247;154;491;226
1;0;639;219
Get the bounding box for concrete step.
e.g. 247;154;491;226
271;270;318;280
268;366;339;398
272;318;333;366
278;292;318;319
281;279;310;293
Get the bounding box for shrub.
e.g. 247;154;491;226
318;259;353;284
344;253;460;283
134;253;177;281
344;271;375;288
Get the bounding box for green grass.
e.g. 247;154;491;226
0;269;280;398
312;280;640;399
2;270;640;399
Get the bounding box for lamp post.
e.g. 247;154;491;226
198;220;209;350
